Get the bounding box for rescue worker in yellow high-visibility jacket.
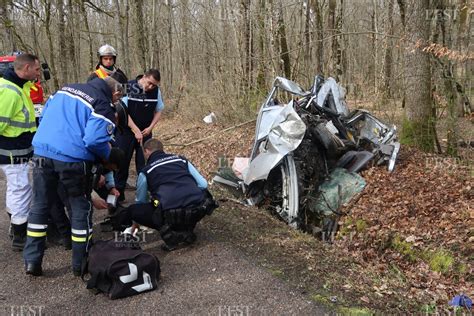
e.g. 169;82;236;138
0;53;40;251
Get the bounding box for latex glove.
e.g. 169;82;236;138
122;225;138;237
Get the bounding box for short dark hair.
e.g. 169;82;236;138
14;53;39;71
144;69;160;82
144;138;164;153
110;71;127;85
103;76;124;94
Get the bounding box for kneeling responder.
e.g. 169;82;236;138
23;74;126;277
116;138;217;251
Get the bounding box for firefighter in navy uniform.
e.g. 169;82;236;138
87;44;127;83
23;76;125;277
114;69;164;201
116;138;217;251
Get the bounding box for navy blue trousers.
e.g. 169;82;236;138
23;156;93;270
114;130;151;191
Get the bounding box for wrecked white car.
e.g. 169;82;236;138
214;75;400;236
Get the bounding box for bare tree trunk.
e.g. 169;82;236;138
313;0;324;74
434;0;459;155
456;0;472;114
1;0;15;51
371;0;379;94
240;0;251;89
135;0;147;72
67;0;78;82
124;0;131;76
114;0;129;76
328;0;336;75
28;0;40;56
401;0;435;152
256;0;266;91
304;0;311;73
180;0;189;73
57;0;68;85
277;0;291;79
334;0;343;82
80;0;94;72
43;0;59;90
167;0;173;90
383;0;394;98
150;0;157;68
269;0;279;77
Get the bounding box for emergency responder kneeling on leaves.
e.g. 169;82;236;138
23;74;126;277
116;139;217;251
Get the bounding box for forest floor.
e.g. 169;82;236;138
155;112;473;314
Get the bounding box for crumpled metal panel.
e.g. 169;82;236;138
244;101;306;185
273;77;309;96
257;106;285;140
316;77;349;116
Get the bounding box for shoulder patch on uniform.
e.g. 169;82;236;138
107;124;114;135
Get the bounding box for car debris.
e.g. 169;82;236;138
213;75;400;236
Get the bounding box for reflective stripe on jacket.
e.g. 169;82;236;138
94;68;109;79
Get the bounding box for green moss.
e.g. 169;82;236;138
339;218;353;236
455;263;467;275
400;119;416;146
420;303;437;314
310;293;329;304
400;117;435;152
355;220;367;233
391;235;417;262
426;250;454;274
338;307;374;316
269;268;284;277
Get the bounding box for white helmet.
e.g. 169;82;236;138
97;44;117;58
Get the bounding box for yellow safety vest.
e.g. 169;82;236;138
0;78;37;138
95;67;109;79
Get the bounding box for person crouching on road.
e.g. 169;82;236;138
23;75;125;277
116;139;217;251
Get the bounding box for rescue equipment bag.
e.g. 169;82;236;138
84;238;160;299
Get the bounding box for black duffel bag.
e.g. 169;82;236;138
84;238;160;299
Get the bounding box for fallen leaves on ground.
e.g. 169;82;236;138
155;115;473;312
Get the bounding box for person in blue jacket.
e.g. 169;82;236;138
115;138;217;251
23;75;125;276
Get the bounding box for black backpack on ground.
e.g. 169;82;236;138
84;238;160;299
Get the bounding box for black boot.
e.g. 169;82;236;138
7;213;13;240
11;223;27;251
117;188;125;202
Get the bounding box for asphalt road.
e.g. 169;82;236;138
0;174;328;315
